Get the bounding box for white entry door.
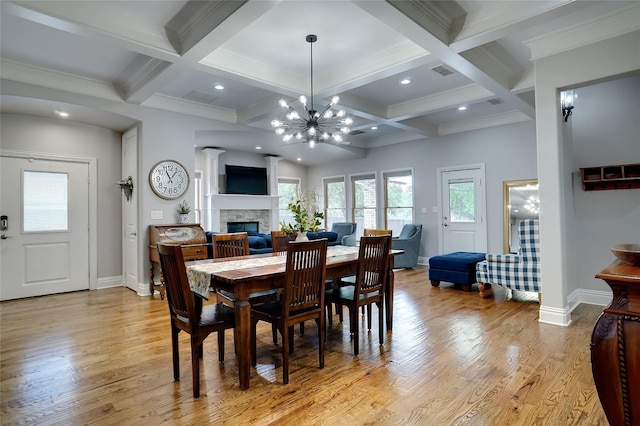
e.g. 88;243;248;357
0;155;89;300
122;128;139;293
439;165;487;254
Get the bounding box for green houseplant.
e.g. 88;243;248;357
177;200;190;223
280;189;324;240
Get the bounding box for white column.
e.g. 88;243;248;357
265;155;282;231
532;32;640;326
203;148;225;232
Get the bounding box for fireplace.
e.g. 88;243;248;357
227;221;259;233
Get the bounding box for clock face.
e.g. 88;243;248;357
149;160;189;199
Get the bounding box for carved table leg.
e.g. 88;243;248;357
149;261;155;296
385;269;395;331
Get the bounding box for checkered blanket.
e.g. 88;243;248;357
476;219;540;293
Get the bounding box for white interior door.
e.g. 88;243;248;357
0;155;89;300
122;128;139;293
439;166;487;254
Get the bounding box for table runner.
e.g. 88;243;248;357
187;245;360;299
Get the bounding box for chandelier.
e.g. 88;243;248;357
271;34;353;148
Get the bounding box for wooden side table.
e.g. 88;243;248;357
592;260;640;426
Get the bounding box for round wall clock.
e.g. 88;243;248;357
149;160;189;199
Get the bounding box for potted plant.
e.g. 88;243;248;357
177;200;190;224
280;189;324;241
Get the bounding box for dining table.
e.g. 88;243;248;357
186;245;402;390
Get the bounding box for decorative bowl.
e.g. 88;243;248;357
610;243;640;266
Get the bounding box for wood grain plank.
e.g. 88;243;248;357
1;266;607;425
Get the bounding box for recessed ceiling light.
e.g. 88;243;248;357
296;157;302;162
55;110;69;118
371;126;378;130
214;84;224;90
255;146;262;150
400;78;411;85
458;106;467;111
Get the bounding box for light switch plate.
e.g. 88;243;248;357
151;210;163;220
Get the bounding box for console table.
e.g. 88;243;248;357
148;224;207;299
592;260;640;426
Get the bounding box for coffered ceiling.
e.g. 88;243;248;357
1;1;638;164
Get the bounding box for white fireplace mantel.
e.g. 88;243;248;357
208;194;280;232
210;194;279;210
201;148;282;232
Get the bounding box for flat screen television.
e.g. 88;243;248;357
225;165;268;195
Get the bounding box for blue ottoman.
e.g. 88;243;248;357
429;252;486;291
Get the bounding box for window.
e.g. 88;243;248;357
278;178;300;225
384;170;413;236
324;177;345;229
351;173;376;237
23;171;68;232
448;179;475;222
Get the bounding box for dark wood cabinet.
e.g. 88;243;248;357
591;260;640;426
148;224;207;298
581;163;640;191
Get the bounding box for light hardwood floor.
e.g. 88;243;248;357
1;266;608;425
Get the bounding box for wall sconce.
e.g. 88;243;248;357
117;176;134;201
561;90;575;122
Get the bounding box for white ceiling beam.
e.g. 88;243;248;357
124;1;281;105
524;3;640;60
3;1;179;60
448;0;583;53
355;0;535;119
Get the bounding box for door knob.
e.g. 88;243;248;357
1;234;10;239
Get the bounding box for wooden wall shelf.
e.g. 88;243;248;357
580;163;640;191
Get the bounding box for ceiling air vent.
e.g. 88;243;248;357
183;90;218;104
488;98;504;105
431;65;454;76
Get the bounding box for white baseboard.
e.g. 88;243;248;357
137;282;152;297
539;304;572;326
96;275;154;297
539;288;611;326
571;288;612;307
96;275;123;289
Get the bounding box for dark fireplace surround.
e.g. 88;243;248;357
227;221;259;233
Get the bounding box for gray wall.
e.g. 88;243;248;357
0;114;122;279
571;73;640;291
308;120;539;259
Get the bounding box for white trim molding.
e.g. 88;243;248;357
539;304;572;327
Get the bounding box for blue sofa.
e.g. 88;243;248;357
205;230;343;256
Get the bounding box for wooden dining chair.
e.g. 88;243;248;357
271;230;298;341
212;232;250;258
331;229;393;321
212;232;280;343
325;235;391;355
363;228;393;237
250;239;328;384
156;243;235;398
271;230;297;254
